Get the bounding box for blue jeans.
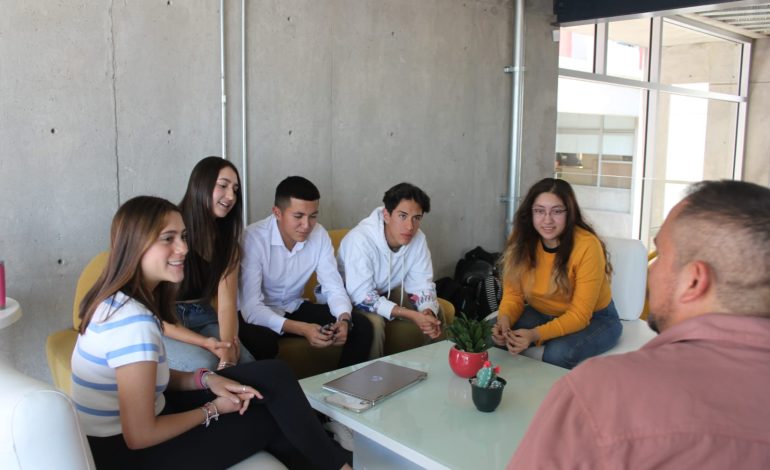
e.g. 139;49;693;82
513;300;622;369
162;303;256;371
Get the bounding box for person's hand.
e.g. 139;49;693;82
330;316;350;346
206;373;262;415
407;308;440;339
491;321;510;347
216;338;240;370
506;328;538;355
203;337;232;357
303;322;335;348
419;309;442;339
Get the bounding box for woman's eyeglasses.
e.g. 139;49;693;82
532;207;567;218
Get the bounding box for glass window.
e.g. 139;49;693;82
556;17;747;246
559;25;595;72
555;78;645;238
645;91;739;245
607;18;651;81
661;20;743;95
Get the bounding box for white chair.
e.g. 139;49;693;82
0;358;286;469
0;359;95;469
490;236;657;362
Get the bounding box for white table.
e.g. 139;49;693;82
0;297;22;330
299;341;567;469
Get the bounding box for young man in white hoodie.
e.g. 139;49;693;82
237;176;373;368
337;182;442;358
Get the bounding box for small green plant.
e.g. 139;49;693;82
447;313;493;353
475;361;502;389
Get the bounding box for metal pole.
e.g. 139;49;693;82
241;0;249;225
220;0;227;160
504;0;525;239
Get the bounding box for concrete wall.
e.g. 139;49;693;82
0;0;558;381
745;37;770;187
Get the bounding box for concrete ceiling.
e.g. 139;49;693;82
688;2;770;37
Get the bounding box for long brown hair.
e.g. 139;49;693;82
501;178;611;296
78;196;182;333
178;157;243;300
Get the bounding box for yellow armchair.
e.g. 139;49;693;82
639;250;657;321
46;252;109;394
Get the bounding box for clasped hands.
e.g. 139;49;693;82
305;315;351;348
391;305;441;339
412;308;442;339
205;373;263;416
492;321;539;355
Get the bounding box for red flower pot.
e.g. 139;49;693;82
448;346;489;378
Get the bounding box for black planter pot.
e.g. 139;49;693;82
469;377;507;412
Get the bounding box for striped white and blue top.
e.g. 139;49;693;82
71;291;169;437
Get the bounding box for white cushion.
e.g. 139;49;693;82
0;360;95;470
228;451;288;469
0;359;288;470
521;344;545;361
598;318;656;356
519;319;656;362
604;237;648;321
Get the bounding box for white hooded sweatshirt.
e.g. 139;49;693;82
337;207;439;320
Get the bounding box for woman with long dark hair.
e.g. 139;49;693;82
492;178;621;369
72;196;351;469
162;156;254;370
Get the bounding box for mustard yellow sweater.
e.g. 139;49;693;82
499;227;612;343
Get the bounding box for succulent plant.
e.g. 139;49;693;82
475;361;501;389
447;313;494;353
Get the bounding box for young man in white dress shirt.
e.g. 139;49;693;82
237;176;373;367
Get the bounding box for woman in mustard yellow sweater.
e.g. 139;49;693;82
492;178;621;369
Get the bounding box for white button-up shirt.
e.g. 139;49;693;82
238;215;352;334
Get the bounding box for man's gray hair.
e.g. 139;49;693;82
673;180;770;316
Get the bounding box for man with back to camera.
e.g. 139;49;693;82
337;182;442;358
237;176;373;367
508;180;770;469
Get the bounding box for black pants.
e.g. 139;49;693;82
239;302;373;368
87;360;348;470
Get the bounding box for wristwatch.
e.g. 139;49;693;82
340;317;353;331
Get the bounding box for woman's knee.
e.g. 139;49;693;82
542;341;582;369
542;320;622;369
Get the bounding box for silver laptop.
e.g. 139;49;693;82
323;361;428;405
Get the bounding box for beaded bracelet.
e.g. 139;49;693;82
194;368;209;390
201;371;216;390
200;402;219;428
194;368;216;390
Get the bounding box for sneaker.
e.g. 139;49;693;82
324;419;355;452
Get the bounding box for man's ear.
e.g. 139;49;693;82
382;207;391;224
678;260;712;304
272;205;282;219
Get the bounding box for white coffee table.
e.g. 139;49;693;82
299;341;567;469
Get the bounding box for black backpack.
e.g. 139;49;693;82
437;247;502;320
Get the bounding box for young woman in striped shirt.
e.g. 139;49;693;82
72;196;350;469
